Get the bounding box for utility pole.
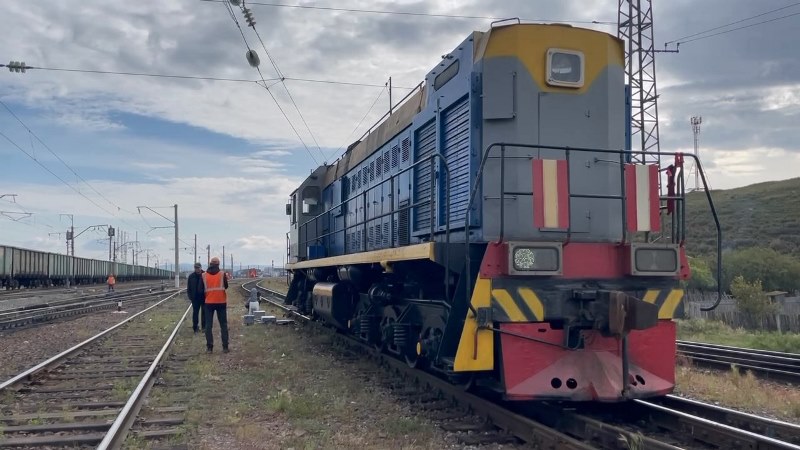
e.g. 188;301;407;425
207;245;210;265
174;204;179;287
691;116;703;191
194;234;197;263
222;246;226;272
108;226;115;261
388;76;393;115
137;204;179;288
60;214;74;256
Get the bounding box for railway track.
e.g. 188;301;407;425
0;280;169;301
0;287;180;331
0;290;190;448
246;280;800;450
677;340;800;383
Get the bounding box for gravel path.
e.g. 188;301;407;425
0;293;190;380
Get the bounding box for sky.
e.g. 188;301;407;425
0;1;798;269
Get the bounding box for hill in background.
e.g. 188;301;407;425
685;177;800;258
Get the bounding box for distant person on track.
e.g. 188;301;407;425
107;274;116;292
203;256;229;353
187;262;206;334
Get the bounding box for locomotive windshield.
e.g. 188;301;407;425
546;49;584;87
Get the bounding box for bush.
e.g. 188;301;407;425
719;247;800;292
730;276;778;327
685;256;717;290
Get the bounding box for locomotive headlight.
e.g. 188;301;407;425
508;243;562;275
513;248;537;270
631;245;679;276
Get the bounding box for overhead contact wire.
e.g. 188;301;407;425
222;1;319;165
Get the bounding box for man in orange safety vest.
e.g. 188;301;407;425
107;274;116;292
202;256;229;353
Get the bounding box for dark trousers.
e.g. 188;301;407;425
191;299;206;332
204;303;229;350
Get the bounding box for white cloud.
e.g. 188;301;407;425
705;147;800;190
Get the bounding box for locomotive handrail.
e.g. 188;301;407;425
464;142;723;313
295;153;452;302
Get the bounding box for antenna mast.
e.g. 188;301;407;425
691;116;703;191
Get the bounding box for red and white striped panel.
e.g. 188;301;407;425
532;159;569;229
624;164;660;232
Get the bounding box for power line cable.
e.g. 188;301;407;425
0;99;147;233
0;64;270;83
0;99;122;212
331;86;386;160
199;0;615;24
222;1;319;166
0;62;412;89
243;6;327;163
677;10;800;45
667;2;800;44
0;128;116;216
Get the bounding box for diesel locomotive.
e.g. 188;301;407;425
283;21;718;402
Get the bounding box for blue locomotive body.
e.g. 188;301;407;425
284;23;717;402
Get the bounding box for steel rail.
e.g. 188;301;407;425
0;290;183;391
633;399;800;450
0;285;162;311
0;290;180;331
651;395;800;445
677;340;800;383
0;289;176;320
248;280;800;449
242;281;592;449
97;301;192;449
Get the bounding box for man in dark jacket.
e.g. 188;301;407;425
186;262;206;333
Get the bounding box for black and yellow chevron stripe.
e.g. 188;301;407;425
641;288;684;319
488;280;685;322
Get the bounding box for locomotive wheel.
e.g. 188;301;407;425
405;315;446;369
405;347;423;369
452;373;476;392
376;306;400;351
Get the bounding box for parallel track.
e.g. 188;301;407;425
0;288;180;330
0;291;189;448
247;280;800;450
677;340;800;383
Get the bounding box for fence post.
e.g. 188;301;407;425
776;313;782;334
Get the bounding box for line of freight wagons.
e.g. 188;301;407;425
0;245;172;289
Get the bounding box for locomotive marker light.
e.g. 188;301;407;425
630;244;679;276
507;242;562;275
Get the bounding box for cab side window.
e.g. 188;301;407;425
301;186;320;215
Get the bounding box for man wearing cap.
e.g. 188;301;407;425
186;262;206;334
203;256;230;353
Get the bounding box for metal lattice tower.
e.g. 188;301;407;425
691;116;703;191
618;0;662;169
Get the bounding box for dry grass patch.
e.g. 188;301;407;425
259;277;290;294
178;287;464;449
675;363;800;422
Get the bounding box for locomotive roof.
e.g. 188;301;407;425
292;23;618;194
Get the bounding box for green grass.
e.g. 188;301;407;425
677;318;800;353
686;177;800;258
